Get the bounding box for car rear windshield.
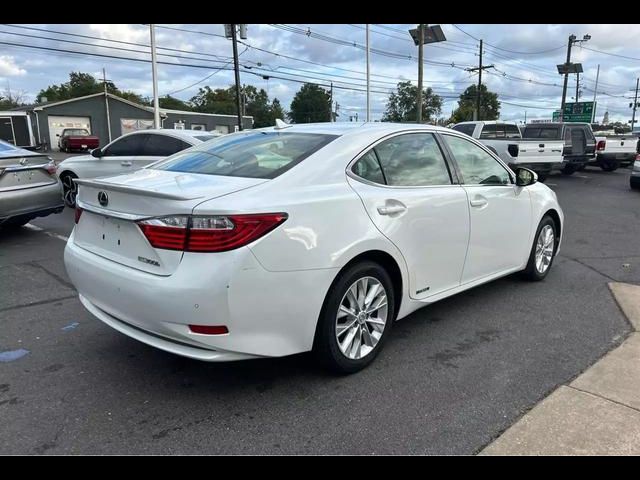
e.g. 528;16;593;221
151;131;338;179
451;124;476;137
64;129;90;136
522;126;561;139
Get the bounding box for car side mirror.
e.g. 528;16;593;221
515;167;537;186
91;148;103;158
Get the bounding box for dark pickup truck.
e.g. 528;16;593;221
521;122;596;175
57;128;100;153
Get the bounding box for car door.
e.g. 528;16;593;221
92;133;151;178
137;133;194;170
347;132;470;300
440;133;532;284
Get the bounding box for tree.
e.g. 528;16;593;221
288;84;332;123
159;95;193;111
242;85;285;128
190;86;236;114
451;84;500;123
382;81;443;123
36;71;150;105
0;85;28;109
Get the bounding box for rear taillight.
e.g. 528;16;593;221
137;213;288;252
44;161;57;175
507;144;519;158
597;140;606;152
74;207;83;224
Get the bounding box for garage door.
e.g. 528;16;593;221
48;116;91;151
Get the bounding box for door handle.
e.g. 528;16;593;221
377;204;407;216
470;196;488;208
121;161;133;167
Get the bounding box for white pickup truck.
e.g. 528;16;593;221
591;132;639;171
451;121;564;181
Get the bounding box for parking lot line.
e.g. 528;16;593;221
24;223;69;242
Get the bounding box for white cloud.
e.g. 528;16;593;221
0;56;26;76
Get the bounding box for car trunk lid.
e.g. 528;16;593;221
0;153;57;192
73;168;267;275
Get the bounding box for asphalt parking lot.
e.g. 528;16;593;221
1;166;639;454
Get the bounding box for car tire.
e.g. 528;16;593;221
561;164;576;175
631;177;640;191
61;172;78;208
313;261;396;374
522;215;557;281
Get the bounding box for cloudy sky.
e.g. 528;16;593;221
1;23;639;124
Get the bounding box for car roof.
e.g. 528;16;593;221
125;128;222;142
254;121;450;137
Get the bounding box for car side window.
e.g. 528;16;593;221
143;134;192;156
373;133;452;186
103;134;149;156
351;151;385;184
443;134;512;186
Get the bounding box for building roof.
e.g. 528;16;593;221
160;108;253;120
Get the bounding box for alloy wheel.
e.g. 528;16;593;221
335;276;388;360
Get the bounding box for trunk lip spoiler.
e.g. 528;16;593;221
76;199;153;221
74;178;206;201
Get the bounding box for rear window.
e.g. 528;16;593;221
523;126;561;139
451;124;476;137
151;131;338;179
63;129;90;136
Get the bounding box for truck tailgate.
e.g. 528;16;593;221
516;140;564;164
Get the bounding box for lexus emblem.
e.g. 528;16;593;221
98;191;109;207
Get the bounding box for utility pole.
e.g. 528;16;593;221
230;24;243;131
559;35;574;123
466;40;494;121
631;78;639;133
366;24;371;122
102;68;112;142
329;82;333;122
592;64;600;123
575;71;580;101
149;24;160;129
417;24;424;123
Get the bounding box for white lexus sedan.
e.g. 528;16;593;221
64;123;563;373
56;129;221;208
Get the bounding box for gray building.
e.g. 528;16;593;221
14;92;253;152
160;108;253;134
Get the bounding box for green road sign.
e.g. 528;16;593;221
555;102;595;122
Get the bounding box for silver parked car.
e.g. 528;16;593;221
0;139;63;227
56;129;222;207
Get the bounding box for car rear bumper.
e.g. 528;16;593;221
64;230;338;360
0;181;64;223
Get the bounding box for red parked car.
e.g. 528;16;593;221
57;128;100;153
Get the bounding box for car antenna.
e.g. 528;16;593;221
274;119;292;130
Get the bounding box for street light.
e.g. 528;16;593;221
408;25;446;123
558;33;590;122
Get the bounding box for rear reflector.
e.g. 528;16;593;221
189;325;229;335
74;207;83;224
138;213;288;253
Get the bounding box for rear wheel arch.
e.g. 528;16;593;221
318;250;404;329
